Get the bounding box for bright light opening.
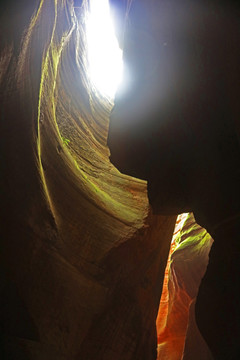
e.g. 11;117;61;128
86;0;123;99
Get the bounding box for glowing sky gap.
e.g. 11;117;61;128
86;0;123;99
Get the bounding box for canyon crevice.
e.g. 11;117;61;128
1;1;240;359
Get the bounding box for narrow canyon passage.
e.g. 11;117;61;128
1;1;239;360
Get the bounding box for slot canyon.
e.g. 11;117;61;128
0;1;239;359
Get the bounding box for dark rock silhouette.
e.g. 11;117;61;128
108;1;240;358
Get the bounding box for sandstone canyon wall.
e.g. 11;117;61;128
0;1;176;359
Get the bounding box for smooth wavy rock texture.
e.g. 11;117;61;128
1;1;176;359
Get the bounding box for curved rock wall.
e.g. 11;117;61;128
1;1;177;359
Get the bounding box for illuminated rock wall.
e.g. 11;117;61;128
0;1;176;359
156;213;213;360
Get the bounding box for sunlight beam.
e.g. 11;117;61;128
86;0;123;99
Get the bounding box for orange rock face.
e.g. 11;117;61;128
156;213;213;360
